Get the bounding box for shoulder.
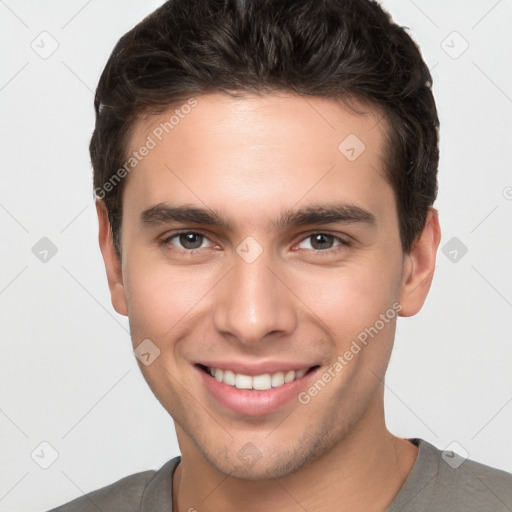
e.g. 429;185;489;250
46;457;180;512
397;439;512;512
46;470;154;512
437;446;512;510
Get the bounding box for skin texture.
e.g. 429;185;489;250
97;92;441;512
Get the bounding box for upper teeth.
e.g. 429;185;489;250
208;367;308;390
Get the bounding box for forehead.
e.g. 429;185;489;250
122;92;393;228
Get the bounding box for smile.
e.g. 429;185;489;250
196;362;321;416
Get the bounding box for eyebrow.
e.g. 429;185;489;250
140;202;376;230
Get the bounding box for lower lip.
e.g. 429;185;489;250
195;365;320;416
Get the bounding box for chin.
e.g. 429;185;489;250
201;440;320;481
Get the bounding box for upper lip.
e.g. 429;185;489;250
196;360;319;376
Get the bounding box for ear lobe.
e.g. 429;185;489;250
398;208;441;317
96;200;128;316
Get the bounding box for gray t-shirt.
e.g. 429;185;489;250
47;438;512;511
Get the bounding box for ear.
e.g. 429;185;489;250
398;207;441;317
96;200;128;316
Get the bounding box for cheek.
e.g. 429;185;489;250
292;257;402;336
123;252;224;345
124;261;192;340
304;264;402;398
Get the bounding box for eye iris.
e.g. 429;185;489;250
311;234;333;250
180;232;203;249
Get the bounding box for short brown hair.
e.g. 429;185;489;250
90;0;439;257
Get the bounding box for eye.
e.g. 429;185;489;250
297;233;348;252
163;231;212;251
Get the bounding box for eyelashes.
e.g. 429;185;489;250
159;230;352;257
296;233;349;252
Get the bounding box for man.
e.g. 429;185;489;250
49;0;512;510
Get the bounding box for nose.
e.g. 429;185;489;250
212;249;297;346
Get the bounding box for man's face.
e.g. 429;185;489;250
111;93;412;478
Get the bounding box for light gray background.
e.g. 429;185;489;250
1;1;511;510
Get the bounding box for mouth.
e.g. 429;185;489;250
197;364;320;390
195;363;321;416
